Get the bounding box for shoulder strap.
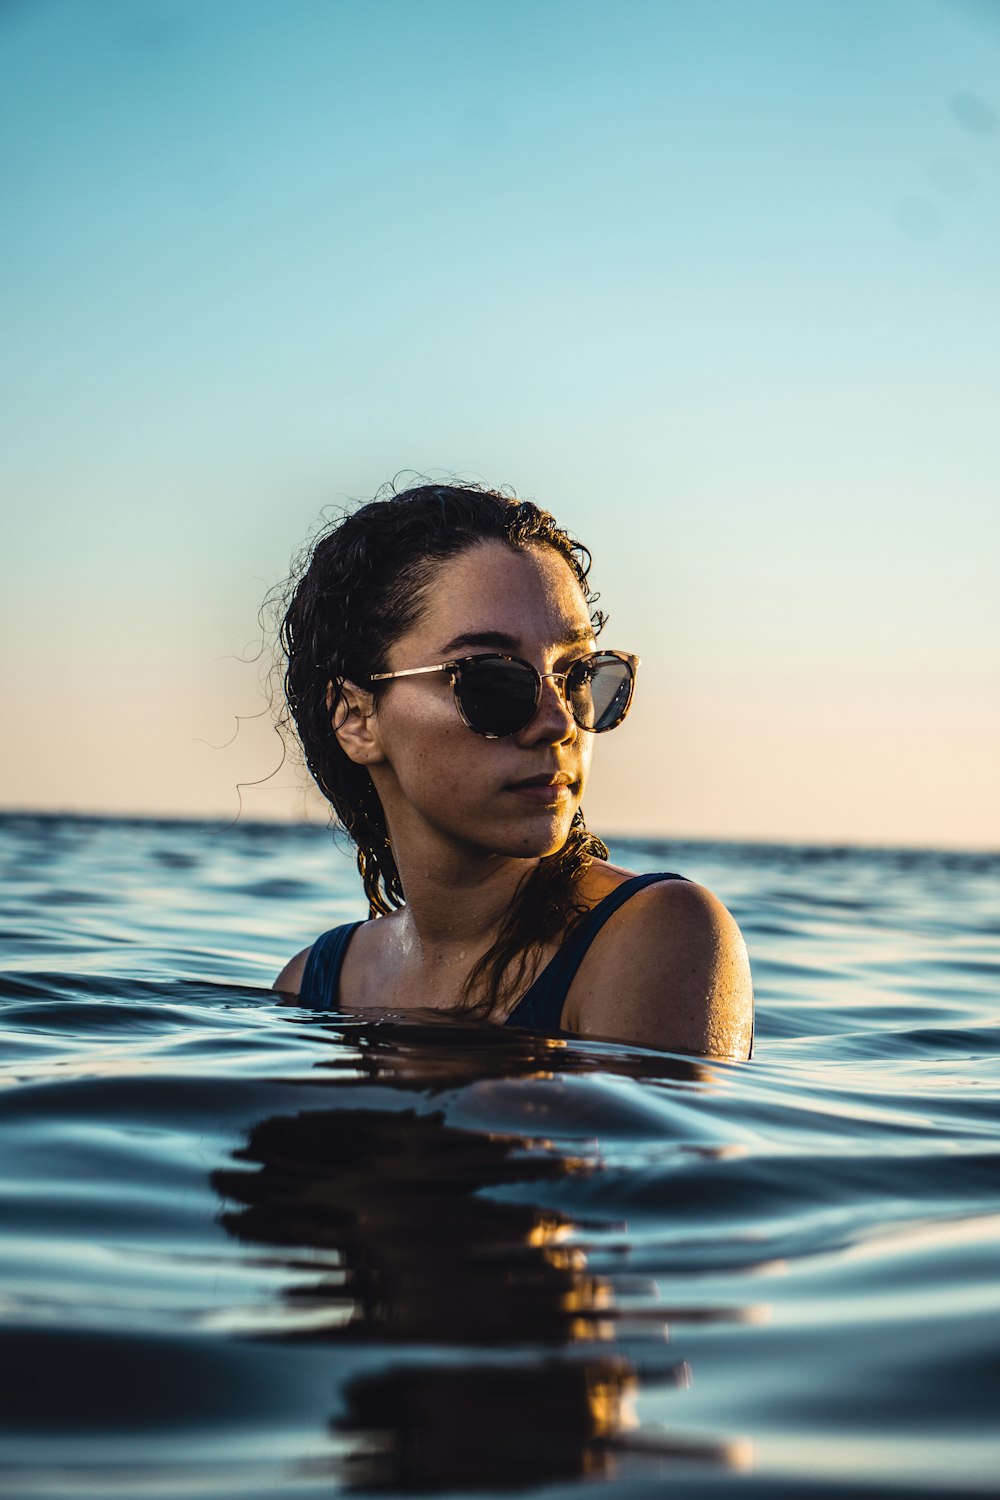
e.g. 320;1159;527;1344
299;921;363;1009
504;872;686;1033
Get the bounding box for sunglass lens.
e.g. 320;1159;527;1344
457;659;538;736
570;656;634;732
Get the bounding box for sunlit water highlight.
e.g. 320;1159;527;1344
1;814;999;1498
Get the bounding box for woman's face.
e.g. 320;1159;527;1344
367;541;598;863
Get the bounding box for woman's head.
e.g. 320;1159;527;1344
280;482;609;910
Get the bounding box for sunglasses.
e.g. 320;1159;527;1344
369;650;639;739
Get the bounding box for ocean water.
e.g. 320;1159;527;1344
1;814;999;1499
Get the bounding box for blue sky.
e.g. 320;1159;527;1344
2;0;998;846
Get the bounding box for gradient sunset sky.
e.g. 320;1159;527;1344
2;0;998;847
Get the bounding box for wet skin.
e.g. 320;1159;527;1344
276;541;753;1059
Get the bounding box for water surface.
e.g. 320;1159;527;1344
2;814;998;1497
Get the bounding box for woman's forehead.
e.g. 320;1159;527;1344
413;541;592;646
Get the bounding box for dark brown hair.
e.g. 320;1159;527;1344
279;481;609;1017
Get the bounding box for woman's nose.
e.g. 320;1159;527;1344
520;672;575;743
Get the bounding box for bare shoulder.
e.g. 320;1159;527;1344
272;945;312;998
566;877;754;1060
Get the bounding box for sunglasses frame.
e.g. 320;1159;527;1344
369;650;639;739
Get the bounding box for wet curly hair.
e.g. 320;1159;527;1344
279;481;609;1019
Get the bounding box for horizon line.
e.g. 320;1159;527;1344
1;805;996;860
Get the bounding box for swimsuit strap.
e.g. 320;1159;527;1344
298;920;363;1009
503;872;687;1033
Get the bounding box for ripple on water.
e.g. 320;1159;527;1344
0;816;999;1496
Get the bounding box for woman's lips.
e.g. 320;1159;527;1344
506;775;576;804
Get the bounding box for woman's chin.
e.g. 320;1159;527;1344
497;807;579;859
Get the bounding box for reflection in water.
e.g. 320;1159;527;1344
213;1020;750;1489
337;1357;640;1489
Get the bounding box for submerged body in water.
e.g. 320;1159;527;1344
2;813;999;1496
296;871;754;1058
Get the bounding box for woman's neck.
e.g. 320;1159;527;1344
390;842;537;966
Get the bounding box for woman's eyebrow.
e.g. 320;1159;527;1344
439;630;521;654
439;626;595;654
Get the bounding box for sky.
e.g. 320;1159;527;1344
2;0;998;848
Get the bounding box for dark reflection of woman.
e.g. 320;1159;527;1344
272;482;753;1058
213;1031;746;1490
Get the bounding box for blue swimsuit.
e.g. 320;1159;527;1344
298;871;685;1035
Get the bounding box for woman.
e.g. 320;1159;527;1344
274;482;753;1058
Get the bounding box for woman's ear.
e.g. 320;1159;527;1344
330;679;386;766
